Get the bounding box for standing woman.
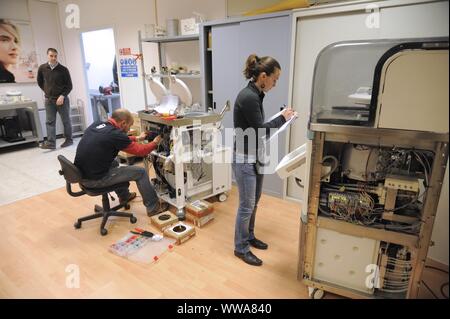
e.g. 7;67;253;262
233;54;295;266
0;19;20;83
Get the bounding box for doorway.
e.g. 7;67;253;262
80;28;120;123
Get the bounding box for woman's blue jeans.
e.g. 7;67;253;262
233;161;264;254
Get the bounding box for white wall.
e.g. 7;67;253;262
226;0;290;17
0;0;29;21
156;0;226;24
56;0;227;125
56;0;156;124
81;28;116;90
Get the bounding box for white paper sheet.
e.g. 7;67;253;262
266;109;284;122
154;94;179;114
264;114;298;145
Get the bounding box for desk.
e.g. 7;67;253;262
0;101;43;148
90;92;121;122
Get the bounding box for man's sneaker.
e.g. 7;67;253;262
39;142;56;150
60;139;73;148
119;192;137;205
147;201;170;217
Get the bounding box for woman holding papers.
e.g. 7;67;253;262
232;54;296;266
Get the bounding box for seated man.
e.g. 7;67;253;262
74;108;166;216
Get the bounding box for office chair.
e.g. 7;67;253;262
57;155;137;236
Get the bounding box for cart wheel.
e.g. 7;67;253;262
309;288;325;299
130;216;137;224
218;193;228;202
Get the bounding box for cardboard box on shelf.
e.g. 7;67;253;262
180;18;199;35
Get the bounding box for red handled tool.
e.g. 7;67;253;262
131;228;154;238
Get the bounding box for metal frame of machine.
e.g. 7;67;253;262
300;125;448;298
138;107;232;219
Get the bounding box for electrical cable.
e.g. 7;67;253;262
413;151;429;187
421;280;440;299
321;155;339;180
424;265;449;274
441;283;449;299
295;177;304;188
423;265;449;299
151;155;176;198
365;148;374;181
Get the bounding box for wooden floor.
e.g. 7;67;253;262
0;183;447;299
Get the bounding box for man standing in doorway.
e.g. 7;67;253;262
37;48;73;149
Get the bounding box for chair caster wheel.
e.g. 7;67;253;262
94;205;102;212
124;204;130;210
130;216;137;223
100;228;108;236
74;221;81;229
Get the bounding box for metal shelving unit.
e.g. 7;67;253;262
138;31;201;108
70;100;85;137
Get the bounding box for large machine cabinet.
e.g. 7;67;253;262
285;38;449;298
300;126;448;298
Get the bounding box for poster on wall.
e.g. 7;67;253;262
119;56;138;78
0;19;38;83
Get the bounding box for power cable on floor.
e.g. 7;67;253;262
422;265;449;299
440;282;449;299
421;280;439;299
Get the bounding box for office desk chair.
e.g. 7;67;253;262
57;155;137;236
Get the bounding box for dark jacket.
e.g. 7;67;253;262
74;120;132;180
0;65;15;83
37;63;72;100
233;81;286;158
